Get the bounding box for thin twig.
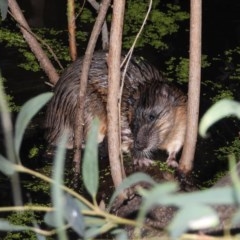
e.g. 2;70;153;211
179;0;202;173
118;0;153;176
8;10;63;71
107;0;126;188
8;0;59;85
72;0;111;185
0;77;23;206
87;0;109;50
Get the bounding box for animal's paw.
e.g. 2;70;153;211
133;158;155;167
166;157;179;168
174;170;196;191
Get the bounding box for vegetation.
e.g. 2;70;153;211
0;76;19;112
1;0;240;239
1;77;240;239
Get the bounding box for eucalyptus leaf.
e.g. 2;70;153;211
82;118;99;200
44;212;55;227
157;186;236;207
0;0;8;20
0;219;32;231
199;99;240;137
229;156;240;204
168;205;219;238
63;194;85;237
51;133;68;240
111;229;128;240
0;154;17;175
84;216;106;227
14;92;53;157
232;208;240;227
75;198;91;211
51;133;84;238
109;172;156;207
33;222;46;240
137;182;178;226
85;226;102;239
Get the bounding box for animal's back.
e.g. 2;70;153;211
45;51;164;149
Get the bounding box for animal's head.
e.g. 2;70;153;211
132;82;178;158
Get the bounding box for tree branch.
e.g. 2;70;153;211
8;0;59;85
179;0;202;174
88;0;109;50
67;0;77;60
107;0;126;188
72;0;111;187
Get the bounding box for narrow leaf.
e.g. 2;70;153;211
0;0;8;20
64;194;85;237
0;154;17;175
14;92;53;157
44;212;55;227
168;205;219;238
232;209;240;226
109;172;156;207
85;226;102;239
51;133;68;240
45;194;85;237
84;216;106;227
33;222;46;240
82;118;99;200
0;219;32;231
199;99;240;137
111;229;128;240
157;186;236;207
137;182;178;226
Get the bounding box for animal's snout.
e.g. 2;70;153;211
134;138;147;151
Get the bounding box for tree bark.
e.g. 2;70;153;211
88;0;109;50
8;0;59;85
72;0;111;188
107;0;126;188
67;0;77;61
179;0;202;174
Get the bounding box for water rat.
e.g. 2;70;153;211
45;51;187;167
45;51;163;151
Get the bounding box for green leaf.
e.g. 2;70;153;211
84;226;103;239
157;186;236;207
137;182;178;226
14;92;53;157
111;229;128;240
199;99;240;137
63;194;85;237
109;172;156;207
232;209;240;226
33;222;46;240
168;205;219;238
0;0;8;20
51;133;68;240
0;154;17;175
45;194;85;237
0;219;32;231
84;216;106;227
82;118;99;200
229;156;240;204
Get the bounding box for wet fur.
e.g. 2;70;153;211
45;51;163;151
45;52;187;167
132;82;187;167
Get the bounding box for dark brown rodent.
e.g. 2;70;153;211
45;51;163;151
132;81;187;167
45;51;187;166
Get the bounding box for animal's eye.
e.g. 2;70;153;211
148;114;156;121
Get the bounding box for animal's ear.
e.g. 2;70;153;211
159;84;169;98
